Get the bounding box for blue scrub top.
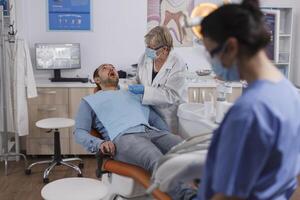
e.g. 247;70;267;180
195;78;300;200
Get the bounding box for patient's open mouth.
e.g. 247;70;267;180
108;71;117;79
109;71;116;77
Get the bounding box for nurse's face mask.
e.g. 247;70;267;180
209;43;240;82
145;45;164;60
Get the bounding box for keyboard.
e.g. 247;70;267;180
50;77;89;83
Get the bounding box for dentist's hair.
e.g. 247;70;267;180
145;26;173;51
200;0;270;56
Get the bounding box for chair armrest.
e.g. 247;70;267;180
95;150;171;200
95;150;110;179
90;129;104;139
103;159;171;200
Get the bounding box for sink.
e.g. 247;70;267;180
177;103;218;138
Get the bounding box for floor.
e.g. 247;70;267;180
0;156;97;200
0;156;300;200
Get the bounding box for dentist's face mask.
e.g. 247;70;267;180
209;44;240;82
145;45;164;60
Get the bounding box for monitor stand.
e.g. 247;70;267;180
50;69;89;83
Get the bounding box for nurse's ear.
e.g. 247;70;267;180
220;37;239;68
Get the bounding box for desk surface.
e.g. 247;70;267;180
35;78;243;88
35;78;135;88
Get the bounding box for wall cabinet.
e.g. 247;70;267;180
26;87;94;155
68;88;94;155
26;85;242;155
262;8;293;78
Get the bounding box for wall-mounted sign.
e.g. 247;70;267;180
0;0;9;16
48;0;91;31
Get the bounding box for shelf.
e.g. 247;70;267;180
279;34;291;37
278;52;290;63
278;51;289;54
263;7;293;78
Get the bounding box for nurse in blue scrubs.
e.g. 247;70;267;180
194;0;300;199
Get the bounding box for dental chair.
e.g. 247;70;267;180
91;87;213;200
92;130;171;200
94;131;212;200
91;87;171;200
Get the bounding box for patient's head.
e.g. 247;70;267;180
93;64;119;90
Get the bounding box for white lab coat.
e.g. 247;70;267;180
3;39;37;136
136;51;188;133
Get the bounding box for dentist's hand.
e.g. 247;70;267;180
100;141;116;156
128;84;145;94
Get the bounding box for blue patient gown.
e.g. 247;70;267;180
196;79;300;200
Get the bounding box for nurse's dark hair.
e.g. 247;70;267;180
200;0;270;56
93;67;101;90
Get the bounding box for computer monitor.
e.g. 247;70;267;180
35;43;86;82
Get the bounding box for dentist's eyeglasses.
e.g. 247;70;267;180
147;45;164;51
209;44;224;58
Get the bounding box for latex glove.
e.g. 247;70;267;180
128;84;145;94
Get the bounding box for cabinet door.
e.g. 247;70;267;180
28;104;69;138
29;88;68;105
69;88;94;155
27;87;70;155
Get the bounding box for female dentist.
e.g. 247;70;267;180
128;26;188;134
194;0;300;199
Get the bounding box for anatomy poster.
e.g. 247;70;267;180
147;0;195;47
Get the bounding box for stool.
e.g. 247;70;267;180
25;118;83;183
41;177;108;200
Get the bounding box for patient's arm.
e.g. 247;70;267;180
74;99;105;153
149;107;170;132
93;116;110;141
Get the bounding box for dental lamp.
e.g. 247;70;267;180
182;0;231;40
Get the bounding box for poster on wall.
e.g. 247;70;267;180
262;9;280;63
147;0;195;47
48;0;91;31
0;0;9;16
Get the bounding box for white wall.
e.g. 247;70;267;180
16;0;148;79
16;0;300;84
15;0;210;80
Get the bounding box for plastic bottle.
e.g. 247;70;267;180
215;83;233;124
204;92;215;120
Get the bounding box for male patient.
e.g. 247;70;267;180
74;64;196;200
